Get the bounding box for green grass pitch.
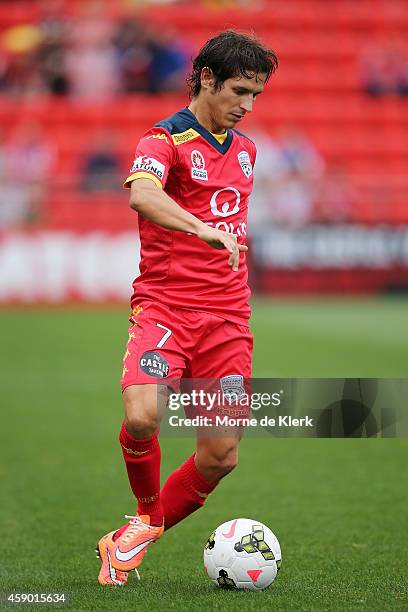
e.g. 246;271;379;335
1;298;407;611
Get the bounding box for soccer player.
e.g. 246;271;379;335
97;29;278;586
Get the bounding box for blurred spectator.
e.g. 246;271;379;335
0;24;42;95
114;21;191;93
114;20;153;92
314;162;356;224
0;180;30;228
148;29;191;93
1;123;56;227
247;130;283;226
66;2;120;100
36;0;70;95
81;129;121;192
0;128;27;227
360;37;408;97
249;127;325;227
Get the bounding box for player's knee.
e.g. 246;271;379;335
123;388;159;436
216;460;237;479
200;445;238;480
217;449;238;476
124;412;159;437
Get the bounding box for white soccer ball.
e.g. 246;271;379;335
203;518;281;591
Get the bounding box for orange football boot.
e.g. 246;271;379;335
96;530;129;586
111;515;164;572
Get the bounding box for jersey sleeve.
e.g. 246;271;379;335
124;127;176;189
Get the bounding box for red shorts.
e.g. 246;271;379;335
121;300;253;416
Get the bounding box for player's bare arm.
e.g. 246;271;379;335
129;178;248;272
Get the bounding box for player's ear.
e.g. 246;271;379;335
201;67;215;90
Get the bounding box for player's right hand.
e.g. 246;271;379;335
196;225;248;272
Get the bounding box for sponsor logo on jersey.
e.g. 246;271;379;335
131;156;165;179
220;374;245;403
191;149;208;181
147;133;168;143
172;128;200;145
139;351;170;378
210;187;240;218
238;151;253;178
207;219;247;237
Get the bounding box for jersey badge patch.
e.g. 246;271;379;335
238;151;253;178
131;156;165;180
191;149;208;181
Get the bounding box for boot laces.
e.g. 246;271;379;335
121;515;153;543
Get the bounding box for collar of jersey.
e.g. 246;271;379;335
181;108;233;154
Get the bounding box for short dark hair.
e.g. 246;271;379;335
187;30;278;98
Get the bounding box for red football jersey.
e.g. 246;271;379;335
124;107;257;324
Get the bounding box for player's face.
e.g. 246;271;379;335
212;73;266;130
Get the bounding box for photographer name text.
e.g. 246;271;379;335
168;415;313;428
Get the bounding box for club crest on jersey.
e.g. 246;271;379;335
131;155;165;179
220;375;245;404
191;150;208;181
238;151;253;178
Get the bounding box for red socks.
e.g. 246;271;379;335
160;454;218;530
119;422;163;526
117;423;218;535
